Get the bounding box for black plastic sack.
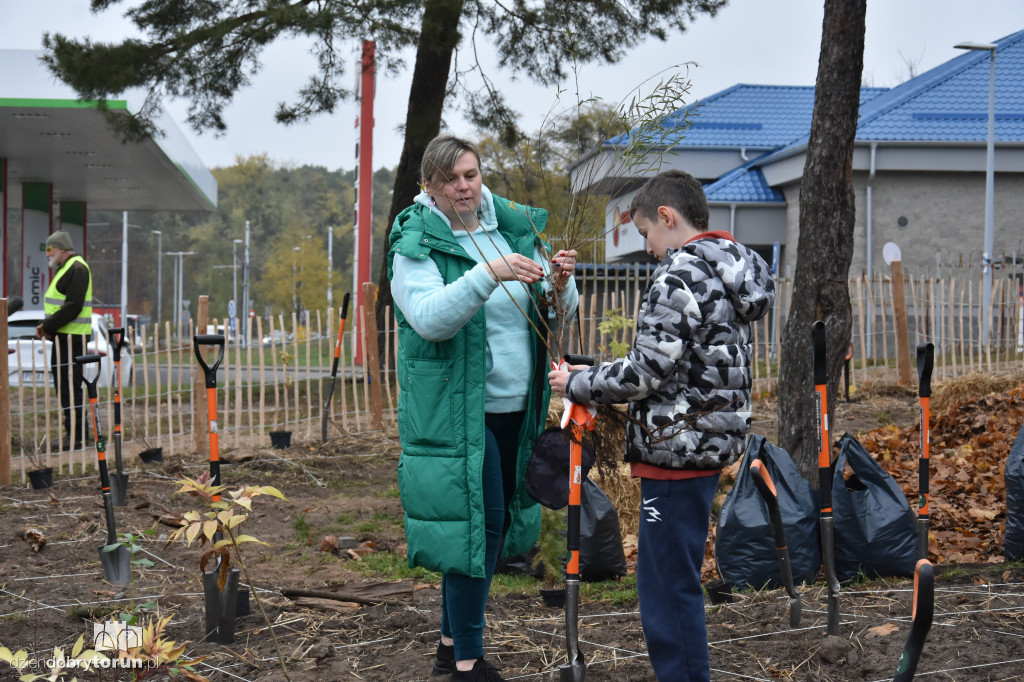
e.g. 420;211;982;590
1005;425;1024;561
579;478;627;581
832;433;917;582
526;426;596;510
715;435;820;589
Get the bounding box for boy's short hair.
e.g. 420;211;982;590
629;170;709;231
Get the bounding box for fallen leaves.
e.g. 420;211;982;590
859;381;1024;566
865;623;899;638
17;528;46;552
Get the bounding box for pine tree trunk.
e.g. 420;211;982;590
778;0;866;485
375;0;466;334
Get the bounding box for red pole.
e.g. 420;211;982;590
354;40;375;365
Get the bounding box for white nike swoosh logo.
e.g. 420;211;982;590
642;497;658;505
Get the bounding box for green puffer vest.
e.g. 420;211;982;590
387;195;551;577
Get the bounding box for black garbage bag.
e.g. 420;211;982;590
832;433;917;582
715;435;820;589
1005;425;1024;561
579;478;627;581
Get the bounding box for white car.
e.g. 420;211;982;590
7;310;133;388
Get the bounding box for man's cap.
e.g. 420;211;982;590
46;231;75;251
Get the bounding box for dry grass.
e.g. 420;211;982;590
931;371;1024;415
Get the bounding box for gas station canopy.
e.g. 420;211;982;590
0;50;216;211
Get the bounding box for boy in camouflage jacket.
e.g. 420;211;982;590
549;169;775;681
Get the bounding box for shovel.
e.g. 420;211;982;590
193;334;226;497
749;458;802;627
321;292;351;442
916;343;934;560
107;327;129;507
193;334;249;627
892;559;934;682
75;353;132;586
812;320;840;636
557;353;596;682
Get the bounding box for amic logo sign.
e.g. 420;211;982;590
93;621;143;652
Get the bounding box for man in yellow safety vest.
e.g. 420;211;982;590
35;231;93;451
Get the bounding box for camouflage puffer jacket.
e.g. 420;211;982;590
565;236;775;470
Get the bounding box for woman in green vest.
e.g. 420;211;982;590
387;134;578;681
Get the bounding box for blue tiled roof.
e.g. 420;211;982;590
704;159;784;203
605;85;888;149
856;29;1024;142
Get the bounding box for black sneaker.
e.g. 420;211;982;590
449;658;504;681
431;641;454;675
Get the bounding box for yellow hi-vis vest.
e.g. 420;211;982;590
44;255;93;334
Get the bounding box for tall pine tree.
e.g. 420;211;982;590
777;0;867;481
42;0;728;327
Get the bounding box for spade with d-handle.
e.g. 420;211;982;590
193;334;226;497
107;327;129;506
193;334;246;640
892;559;934;682
916;343;934;560
749;458;802;627
321;292;351;442
813;320;840;636
558;353;596;682
75;353;132;586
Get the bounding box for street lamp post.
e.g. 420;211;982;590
152;230;162;327
242;221;250;347
955;40;997;343
167;251;196;336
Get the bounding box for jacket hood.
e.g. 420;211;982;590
679;237;776;323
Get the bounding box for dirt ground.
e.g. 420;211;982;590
1;384;1023;681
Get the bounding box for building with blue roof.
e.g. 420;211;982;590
575;29;1024;277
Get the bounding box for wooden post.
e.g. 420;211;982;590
856;275;868;387
193;296;209;454
0;299;10;485
256;316;266;438
165;322;174;456
291;312;300;435
891;262;911;386
363;283;384;430
383;305;395;416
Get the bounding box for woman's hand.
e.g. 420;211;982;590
487;253;544;283
551;249;577;281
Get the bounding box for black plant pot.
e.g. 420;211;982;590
539;587;566;608
139;447;163;463
28;467;53;490
706;578;734;605
269;431;292;449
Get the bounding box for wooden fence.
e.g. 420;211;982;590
3;267;1023;484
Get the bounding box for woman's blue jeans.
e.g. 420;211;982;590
440;411;523;661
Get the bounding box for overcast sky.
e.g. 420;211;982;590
2;1;1022;171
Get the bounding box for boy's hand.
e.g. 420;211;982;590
548;364;587;398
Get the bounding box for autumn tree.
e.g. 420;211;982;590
41;0;728;330
777;0;867;483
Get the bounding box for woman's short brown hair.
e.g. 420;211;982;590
421;134;481;187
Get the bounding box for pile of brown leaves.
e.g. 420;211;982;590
860;381;1024;565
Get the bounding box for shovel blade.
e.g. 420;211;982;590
98;543;132;586
109;473;129;507
789;597;802;628
558;660;586;681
